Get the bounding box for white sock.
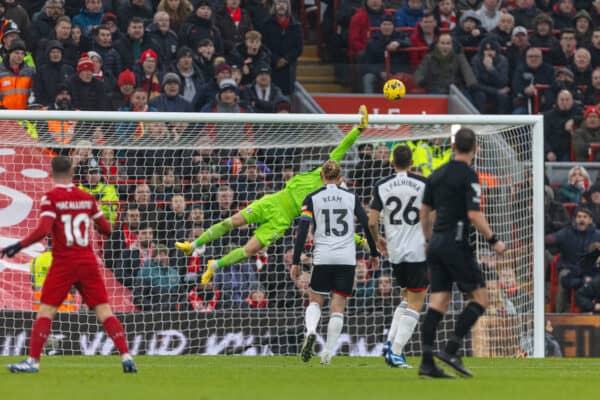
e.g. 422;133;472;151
391;308;420;355
305;302;321;335
121;353;133;362
324;313;344;355
387;302;408;342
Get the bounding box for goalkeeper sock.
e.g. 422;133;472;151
421;308;443;365
387;302;408;343
446;302;485;355
216;247;248;269
305;302;321;335
324;313;344;355
103;316;129;355
391;308;419;355
194;217;235;247
29;317;51;360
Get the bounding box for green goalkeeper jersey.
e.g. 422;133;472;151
282;127;361;215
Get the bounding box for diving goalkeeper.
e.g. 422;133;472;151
176;105;369;284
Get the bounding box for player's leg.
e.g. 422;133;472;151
301;290;325;362
384;265;409;364
320;265;353;365
94;304;137;373
177;212;247;256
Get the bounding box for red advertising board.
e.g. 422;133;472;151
312;94;448;115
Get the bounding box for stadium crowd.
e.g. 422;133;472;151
7;0;600;315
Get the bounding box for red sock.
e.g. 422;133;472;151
103;316;129;355
29;317;52;360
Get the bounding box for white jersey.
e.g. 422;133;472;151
303;184;359;265
370;171;427;263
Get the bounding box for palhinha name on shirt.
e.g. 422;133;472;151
385;178;422;193
55;201;93;210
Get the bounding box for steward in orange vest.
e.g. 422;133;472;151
0;38;34;109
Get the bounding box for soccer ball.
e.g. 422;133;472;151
383;79;406;101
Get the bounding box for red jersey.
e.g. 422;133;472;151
39;184;104;261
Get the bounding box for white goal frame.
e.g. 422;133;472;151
0;111;545;358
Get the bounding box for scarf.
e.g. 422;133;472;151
277;16;290;30
122;224;138;248
227;6;241;24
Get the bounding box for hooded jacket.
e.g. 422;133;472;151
178;13;224;56
530;13;559;48
33;40;74;106
470;37;509;94
72;7;105;36
453;10;486;48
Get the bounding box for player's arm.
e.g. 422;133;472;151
420;179;434;242
328;105;368;162
355;196;380;269
367;185;387;256
465;173;505;255
291;197;314;280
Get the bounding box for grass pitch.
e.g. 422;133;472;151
1;356;597;400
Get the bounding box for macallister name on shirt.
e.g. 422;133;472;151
55;201;93;210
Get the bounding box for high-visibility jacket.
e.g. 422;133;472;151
78;182;119;224
0;52;35;68
0;61;34;109
30;251;77;312
391;140;451;177
47;119;76;144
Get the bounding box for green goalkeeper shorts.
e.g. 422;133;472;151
241;191;297;247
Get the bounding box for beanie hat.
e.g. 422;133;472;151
215;63;232;75
87;50;103;65
118;68;136;86
45;39;64;55
218;78;238;94
102;12;118;24
8;39;26;53
584;105;600;120
140;49;158;64
77;53;95;73
162;72;181;87
176;46;193;60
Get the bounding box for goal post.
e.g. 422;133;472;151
0;110;544;358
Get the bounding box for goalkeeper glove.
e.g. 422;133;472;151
175;241;194;256
358;105;368;130
1;242;22;258
357;236;370;253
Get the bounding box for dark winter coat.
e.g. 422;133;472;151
116;3;154;31
575;275;600;312
90;42;123;81
215;7;253;55
545;44;574;67
147;23;179;68
543;105;583;160
241;82;286;113
545;200;570;235
148;93;193;112
394;3;424;28
178;14;224;56
511;62;554;98
114;34;160;70
363;30;411;75
545;224;600;273
510;6;543;29
67;75;111;111
453;12;486;49
228;43;271;85
470;39;509;95
573;125;600;161
26;12;57;54
414;47;477;94
33;60;74;106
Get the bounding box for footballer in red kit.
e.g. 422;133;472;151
1;156;137;374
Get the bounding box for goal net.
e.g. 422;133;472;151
0;111;544;358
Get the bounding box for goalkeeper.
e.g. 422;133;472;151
176;105;369;284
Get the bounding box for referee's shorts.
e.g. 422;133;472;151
427;231;485;293
310;264;355;297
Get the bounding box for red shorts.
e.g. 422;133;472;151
40;258;109;309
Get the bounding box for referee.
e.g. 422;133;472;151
418;128;505;379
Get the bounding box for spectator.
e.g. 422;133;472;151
147;11;178;68
98;147;120;182
511;47;554;114
584;67;600;105
178;0;224;56
489;11;513;48
216;0;253;55
414;33;479;97
349;143;375;201
171;46;205;109
101;12;124;43
470;37;510;114
200;77;249;112
116;0;153;32
546;28;577;67
90;24;122;80
456;0;482;13
71;140;97;181
362;14;411;94
194;37;216;79
0;20;33;66
409;10;439;69
187;163;217;203
134;48;162;100
394;0;424;28
593;0;600;28
88;50;116;97
132;183;158;224
72;0;104;36
26;0;64;54
157;0;193;32
206;184;237;224
550;67;584;106
134;244;180;311
575;10;593;48
111;69;135;111
453;10;486;49
78;165;119;224
196;61;232;109
67;53;110;110
244;284;268;309
260;0;303;94
576;274;600;313
234;157;266;203
551;0;575;31
158;192;188;242
433;0;456;30
557;165;590;203
584;183;600;227
510;0;542;30
245;0;271;30
149;72;194;112
70;24;84;55
104;204;142;289
474;0;500;32
546;207;600;312
228;30;271;86
152;166;183;202
0;39;33;110
570;48;592;87
545;186;570;235
241;63;286;112
33;40;74;106
351;258;374;312
36;84;77;151
348;0;385;60
4;0;30;34
589;28;600;69
529;13;558;49
544;90;582;161
114;16;158;70
36;16;78;68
